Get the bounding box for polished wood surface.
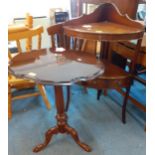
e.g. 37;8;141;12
68;1;144;56
76;2;145;119
72;0;141;56
9;49;103;70
64;22;143;41
76;0;139;19
47;23;97;111
57;3;144;123
8;26;51;120
9;49;103;152
33;85;91;152
64;3;144;41
65;22;141;34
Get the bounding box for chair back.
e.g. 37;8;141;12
47;23;64;49
47;23;96;55
8;26;44;59
25;13;33;28
108;39;143;75
8;25;51;119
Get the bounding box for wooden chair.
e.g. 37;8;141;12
47;23;74;112
47;23;90;52
47;23;95;111
8;13;32;32
8;26;51;119
106;34;146;114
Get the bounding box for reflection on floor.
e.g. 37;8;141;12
8;75;146;155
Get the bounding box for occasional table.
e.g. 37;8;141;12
9;48;104;152
61;3;145;124
63;3;144;58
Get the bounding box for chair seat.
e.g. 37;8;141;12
9;77;35;89
9;53;18;58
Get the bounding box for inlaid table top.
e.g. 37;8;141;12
9;48;104;85
64;21;144;41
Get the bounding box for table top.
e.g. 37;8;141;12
63;3;144;41
9;49;104;85
64;21;144;41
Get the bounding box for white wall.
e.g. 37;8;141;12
8;0;70;23
8;0;71;49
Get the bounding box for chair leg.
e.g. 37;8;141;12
37;84;51;110
97;89;108;100
83;86;88;94
122;86;131;124
97;89;102;100
8;85;12;120
65;86;70;112
103;89;108;96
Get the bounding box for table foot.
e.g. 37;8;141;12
33;114;91;153
65;125;92;152
33;127;58;153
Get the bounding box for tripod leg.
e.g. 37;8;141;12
33;127;58;152
97;89;102;100
65;125;92;152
